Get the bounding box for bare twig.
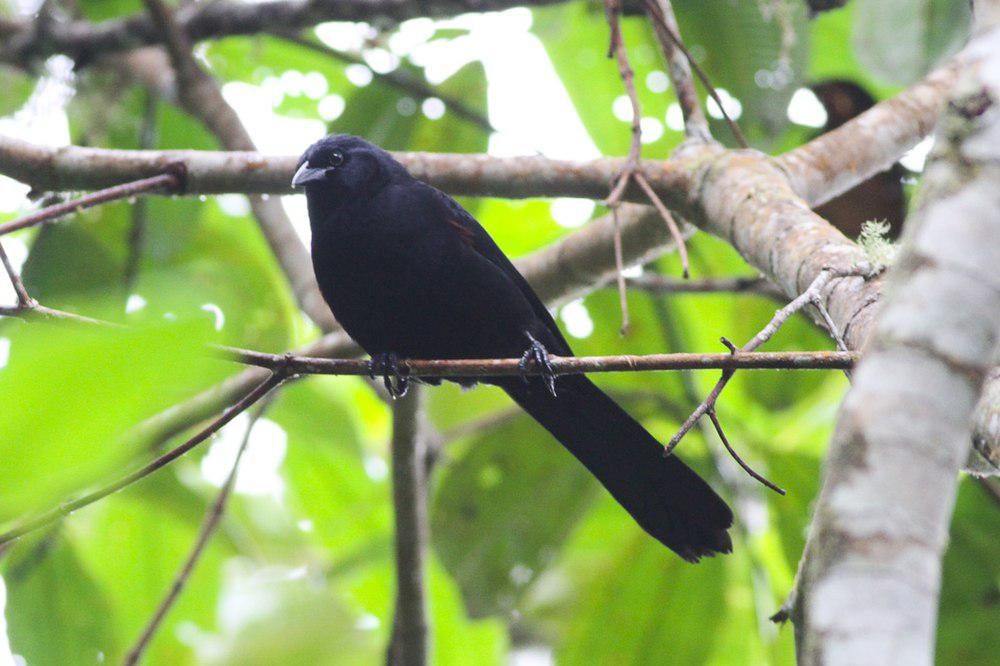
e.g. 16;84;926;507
641;0;748;148
706;408;784;495
0;173;181;237
141;0;336;331
610;207;630;334
124;92;159;294
625;273;784;299
386;387;430;666
633;171;690;278
123;396;275;665
0;302;120;326
0;372;285;546
222;346;858;377
271;31;494;133
602;0;689;325
642;0;710;141
665;267;861;455
0;241;32;307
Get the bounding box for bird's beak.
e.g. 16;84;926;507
291;163;327;188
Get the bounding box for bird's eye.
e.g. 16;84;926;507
328;151;345;167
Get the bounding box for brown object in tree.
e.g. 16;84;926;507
811;80;907;239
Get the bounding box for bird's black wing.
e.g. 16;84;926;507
421;183;573;356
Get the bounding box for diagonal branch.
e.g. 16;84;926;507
0;0;569;68
122;396;275;665
141;0;336;331
643;0;710;142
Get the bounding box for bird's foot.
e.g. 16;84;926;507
368;352;410;399
518;332;557;397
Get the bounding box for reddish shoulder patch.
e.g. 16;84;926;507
445;218;475;246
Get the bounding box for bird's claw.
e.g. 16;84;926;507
519;333;557;397
368;352;410;399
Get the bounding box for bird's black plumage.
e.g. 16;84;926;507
295;134;733;561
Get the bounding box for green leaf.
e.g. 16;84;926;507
431;414;597;618
0;65;34;117
3;534;119;665
0;321;215;522
852;0;971;85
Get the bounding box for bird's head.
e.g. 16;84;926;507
292;135;405;199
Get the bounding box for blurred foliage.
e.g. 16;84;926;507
0;1;994;665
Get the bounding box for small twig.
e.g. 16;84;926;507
0;173;181;237
602;0;691;284
624;273;784;300
633;171;690;278
222;346;858;377
665;268;860;455
707;408;784;495
0;302;120;326
642;0;710;141
124;92;160;294
610;207;630;334
123;396;275;666
0;372;284;547
0;241;32;307
641;0;749;148
603;0;644;332
271;31;494;133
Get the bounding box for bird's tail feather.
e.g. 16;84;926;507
501;374;733;562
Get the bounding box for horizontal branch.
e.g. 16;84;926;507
223;347;859;376
0;0;567;67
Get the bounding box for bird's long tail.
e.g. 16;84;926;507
500;374;733;562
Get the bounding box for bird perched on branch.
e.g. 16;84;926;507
293;135;733;562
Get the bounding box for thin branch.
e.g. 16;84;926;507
141;0;336;331
643;0;710;141
706;408;784;495
0;0;567;67
602;0;690;329
0;372;285;547
641;0;748;148
123;396;275;666
271;31;494;133
603;0;644;331
221;346;858;377
633;170;690;278
0;173;181;237
610;207;630;334
123;91;159;294
386;386;430;666
0;241;32;307
0;302;121;326
664;267;862;455
625;273;784;299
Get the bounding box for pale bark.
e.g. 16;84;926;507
794;24;1000;664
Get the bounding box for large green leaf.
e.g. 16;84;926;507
3;534;119;665
0;321;214;522
431;414;597;618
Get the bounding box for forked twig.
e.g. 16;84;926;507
664;267;863;456
642;0;749;148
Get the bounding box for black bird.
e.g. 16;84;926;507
293;135;733;561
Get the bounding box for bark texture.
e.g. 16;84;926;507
795;25;1000;665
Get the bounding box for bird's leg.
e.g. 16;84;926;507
368;352;410;399
518;332;558;397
